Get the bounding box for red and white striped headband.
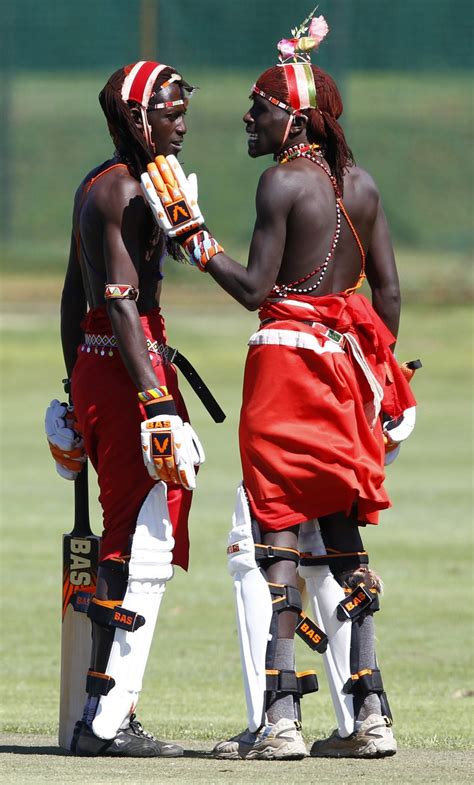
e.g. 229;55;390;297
281;63;317;111
121;60;184;109
253;63;317;115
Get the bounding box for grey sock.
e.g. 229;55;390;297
356;614;382;722
266;638;295;724
85;696;99;727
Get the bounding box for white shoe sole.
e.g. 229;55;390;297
214;739;307;760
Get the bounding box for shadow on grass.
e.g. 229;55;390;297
0;745;66;755
0;744;213;758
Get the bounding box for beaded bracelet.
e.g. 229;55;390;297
137;386;169;403
184;230;224;272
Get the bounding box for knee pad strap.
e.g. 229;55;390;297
86;670;115;697
337;586;380;621
344;667;384;696
88;597;146;633
266;669;319;697
300;550;369;576
268;582;302;613
295;613;328;653
255;543;300;568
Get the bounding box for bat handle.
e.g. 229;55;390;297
74;461;91;534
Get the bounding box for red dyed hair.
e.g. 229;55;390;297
99;64;178;180
255;65;354;193
98;64;190;263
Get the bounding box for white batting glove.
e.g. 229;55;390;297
45;399;86;480
383;406;416;466
140;154;204;239
140;414;205;491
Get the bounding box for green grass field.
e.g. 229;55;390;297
0;272;472;763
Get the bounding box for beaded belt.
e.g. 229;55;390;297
82;334;175;363
81;333;225;423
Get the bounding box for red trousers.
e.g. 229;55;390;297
72;306;192;570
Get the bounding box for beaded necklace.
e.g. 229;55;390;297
273;142;343;297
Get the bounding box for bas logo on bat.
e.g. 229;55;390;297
69;538;94;586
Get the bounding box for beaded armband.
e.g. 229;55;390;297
137;386;170;403
138;386;176;418
104;284;139;301
184;230;224;272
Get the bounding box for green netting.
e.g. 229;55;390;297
0;1;472;269
3;0;473;71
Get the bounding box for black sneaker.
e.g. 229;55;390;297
75;714;183;757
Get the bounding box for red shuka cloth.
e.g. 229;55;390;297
71;306;192;570
239;293;416;531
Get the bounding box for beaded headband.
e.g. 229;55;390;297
121;60;191;150
252;8;329;114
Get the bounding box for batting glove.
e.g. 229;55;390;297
141;414;205;491
45;399;86;480
141;154;204;239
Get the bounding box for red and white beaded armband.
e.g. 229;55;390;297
104;284;139;301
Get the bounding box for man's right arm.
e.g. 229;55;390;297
204;166;293;309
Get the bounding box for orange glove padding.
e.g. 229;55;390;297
140;154;204;239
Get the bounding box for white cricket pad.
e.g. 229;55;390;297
383;406;416;465
228;484;273;733
298;520;355;737
92;482;174;739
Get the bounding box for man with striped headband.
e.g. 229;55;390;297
45;60;205;757
141;10;419;760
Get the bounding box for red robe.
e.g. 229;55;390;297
72;306;192;569
239;293;416;531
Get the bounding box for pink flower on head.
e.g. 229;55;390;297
278;38;297;58
308;15;329;46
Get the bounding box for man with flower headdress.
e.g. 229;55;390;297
142;10;418;760
45;61;209;757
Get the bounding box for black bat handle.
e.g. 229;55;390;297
73;461;92;537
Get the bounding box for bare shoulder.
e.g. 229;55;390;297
257;163;287;189
343;164;380;202
257;163;301;205
93;166;145;219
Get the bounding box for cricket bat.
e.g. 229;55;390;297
58;462;100;750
